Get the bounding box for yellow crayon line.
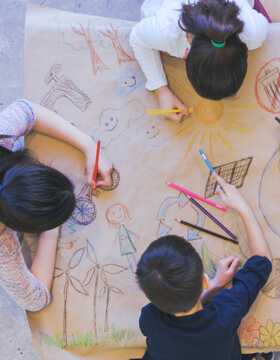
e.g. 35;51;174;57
232;103;260;109
217;132;234;153
227;121;252;134
184;129;200;159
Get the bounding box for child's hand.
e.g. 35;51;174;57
85;141;113;187
213;173;249;213
155;85;188;123
212;256;239;289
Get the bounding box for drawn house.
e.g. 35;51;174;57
41;64;92;112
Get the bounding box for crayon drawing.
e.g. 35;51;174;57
53;246;88;347
94;168;120;197
71;22;110;76
262;258;280;299
82;240;127;337
41;64;92;112
204;157;253;198
238;316;262;346
255;58;280;114
114;67;145;98
71;184;97;226
99;23;135;65
156;192;206;241
259;147;280;237
106;203;139;273
124;117;175;163
92;99;146;149
171;98;253;162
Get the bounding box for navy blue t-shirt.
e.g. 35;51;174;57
139;256;272;360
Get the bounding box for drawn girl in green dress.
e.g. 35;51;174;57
106;203;139;273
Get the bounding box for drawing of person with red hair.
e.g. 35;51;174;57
106;203;139;273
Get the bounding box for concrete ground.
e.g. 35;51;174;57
0;2;141;359
0;1;279;360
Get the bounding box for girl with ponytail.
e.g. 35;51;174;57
0;99;113;311
130;0;269;122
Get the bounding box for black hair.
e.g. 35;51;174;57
136;235;204;315
179;0;248;100
0;146;76;233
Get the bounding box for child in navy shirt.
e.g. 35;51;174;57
136;173;272;360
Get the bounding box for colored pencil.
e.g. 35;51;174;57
187;195;237;240
166;181;227;211
199;149;224;191
275;117;280;124
147;107;194;116
175;219;239;245
92;140;101;193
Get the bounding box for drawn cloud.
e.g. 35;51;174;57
123;117;171;162
114;67;146;98
92;99;146;149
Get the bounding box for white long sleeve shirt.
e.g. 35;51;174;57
130;0;268;90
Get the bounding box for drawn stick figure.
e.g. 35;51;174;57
106;203;139;273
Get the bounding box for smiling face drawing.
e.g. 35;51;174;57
107;205;125;224
93;100;146;149
124;75;136;88
140;121;160;139
114;68;145;98
102;115;119;132
106;203;132;229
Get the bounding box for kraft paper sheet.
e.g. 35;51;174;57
24;4;280;358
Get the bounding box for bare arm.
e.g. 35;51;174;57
214;173;271;260
32;103;113;187
30;228;59;290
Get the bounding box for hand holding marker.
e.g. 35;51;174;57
199;149;224;191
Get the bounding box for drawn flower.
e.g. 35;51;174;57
238;316;262;344
260;319;280;347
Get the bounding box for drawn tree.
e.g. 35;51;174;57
54;247;88;347
99;270;124;332
99;23;135;65
82;240;127;338
71;22;110;76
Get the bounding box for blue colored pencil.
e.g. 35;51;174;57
187;195;237;240
199;149;224;191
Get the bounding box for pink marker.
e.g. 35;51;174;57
166;181;227;212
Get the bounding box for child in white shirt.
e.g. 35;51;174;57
130;0;268;122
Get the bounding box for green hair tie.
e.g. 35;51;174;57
211;40;226;48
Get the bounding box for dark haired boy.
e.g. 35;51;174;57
136;174;272;360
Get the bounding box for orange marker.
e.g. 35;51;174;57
92;140;101;193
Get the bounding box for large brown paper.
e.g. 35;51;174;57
24;4;280;358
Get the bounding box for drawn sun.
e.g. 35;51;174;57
168;74;259;163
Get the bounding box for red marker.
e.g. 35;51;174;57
92;140;101;193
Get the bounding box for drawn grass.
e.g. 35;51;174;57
39;325;141;349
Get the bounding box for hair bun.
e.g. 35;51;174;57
179;0;244;43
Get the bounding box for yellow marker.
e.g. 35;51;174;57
147;108;194;116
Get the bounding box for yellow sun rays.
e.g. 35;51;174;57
171;99;255;163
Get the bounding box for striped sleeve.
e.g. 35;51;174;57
0;99;36;151
0;228;51;312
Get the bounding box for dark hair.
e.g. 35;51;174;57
179;0;248;100
136;235;204;315
0;146;76;233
